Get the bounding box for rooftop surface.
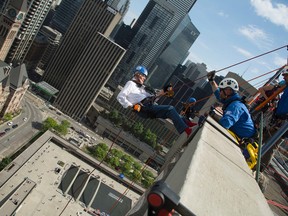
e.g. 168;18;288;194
0;131;141;216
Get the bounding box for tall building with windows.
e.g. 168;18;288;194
42;0;125;120
0;0;27;61
107;0;130;17
108;0;197;88
146;15;199;89
5;0;53;65
36;26;62;71
0;0;9;13
49;0;129;36
49;0;84;35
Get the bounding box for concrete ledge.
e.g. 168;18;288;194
128;117;273;215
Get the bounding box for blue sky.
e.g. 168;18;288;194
123;0;288;87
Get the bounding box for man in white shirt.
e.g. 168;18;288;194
117;65;196;136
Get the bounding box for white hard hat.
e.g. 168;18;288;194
219;78;239;91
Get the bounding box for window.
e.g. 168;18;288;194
138;34;147;46
126;51;135;63
149;16;159;29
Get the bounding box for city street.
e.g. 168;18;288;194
0;91;103;159
0;95;42;159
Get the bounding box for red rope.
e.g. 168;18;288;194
267;199;288;211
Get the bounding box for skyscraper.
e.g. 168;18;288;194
49;0;129;36
146;15;199;89
36;26;62;71
0;0;27;61
0;0;9;13
43;0;125;120
108;0;197;87
49;0;85;35
5;0;53;65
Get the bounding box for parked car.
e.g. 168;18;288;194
23;117;28;121
5;128;11;132
12;124;18;129
7;121;13;126
0;132;5;137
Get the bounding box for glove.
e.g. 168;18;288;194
133;104;141;112
181;102;190;110
163;83;174;97
207;70;216;82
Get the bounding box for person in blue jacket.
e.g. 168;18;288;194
258;65;288;118
260;66;288;169
207;74;256;139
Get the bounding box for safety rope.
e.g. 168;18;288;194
59;45;288;215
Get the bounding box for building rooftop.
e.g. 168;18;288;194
0;131;141;215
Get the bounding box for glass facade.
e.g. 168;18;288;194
146;15;200;89
108;0;198;88
50;0;84;35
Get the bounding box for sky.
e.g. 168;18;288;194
123;0;288;88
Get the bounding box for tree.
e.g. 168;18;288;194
131;170;142;182
3;113;12;121
142;170;154;179
0;157;12;170
132;122;144;137
121;154;133;163
55;120;70;135
97;143;109;151
106;156;120;168
109;109;122;126
61;120;70;128
94;144;108;160
141;177;154;188
110;148;123;158
133;162;142;171
122;161;133;175
143;129;157;148
42;117;58;131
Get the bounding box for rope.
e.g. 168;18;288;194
59;45;288;214
171;45;288;92
267;199;288;212
181;67;281;112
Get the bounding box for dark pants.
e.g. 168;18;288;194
136;104;188;134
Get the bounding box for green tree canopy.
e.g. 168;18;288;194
143;129;157;148
3;113;12;121
132;122;144;137
0;157;12;171
42;117;58;131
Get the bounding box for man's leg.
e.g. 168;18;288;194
146;104;188;134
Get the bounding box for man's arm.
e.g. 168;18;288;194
207;70;218;92
258;85;274;100
219;103;242;129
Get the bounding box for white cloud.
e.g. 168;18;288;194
217;11;229;18
250;0;288;31
233;46;253;58
238;25;272;48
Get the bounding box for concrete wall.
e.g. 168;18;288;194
127;117;273;216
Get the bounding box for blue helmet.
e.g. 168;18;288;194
134;65;148;77
188;97;196;103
